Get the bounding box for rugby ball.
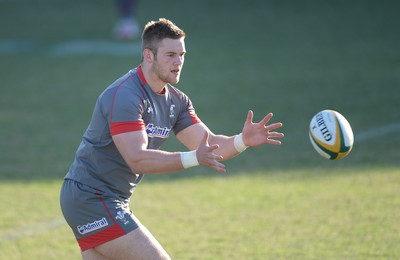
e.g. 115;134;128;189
309;110;354;160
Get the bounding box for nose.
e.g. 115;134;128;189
175;55;184;65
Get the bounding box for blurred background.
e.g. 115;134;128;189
0;0;399;259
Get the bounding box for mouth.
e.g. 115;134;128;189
171;69;180;76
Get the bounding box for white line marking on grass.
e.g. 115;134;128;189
355;123;400;144
0;40;38;54
49;40;142;56
0;219;65;242
0;40;141;56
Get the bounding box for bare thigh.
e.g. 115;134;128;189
82;225;171;260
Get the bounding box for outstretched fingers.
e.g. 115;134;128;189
259;112;274;126
257;113;284;145
264;125;285;145
265;122;283;131
246;110;254;124
265;133;284;145
204;149;225;172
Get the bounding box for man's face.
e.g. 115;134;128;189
151;37;186;85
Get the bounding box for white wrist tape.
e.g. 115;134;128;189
180;150;199;169
234;133;248;153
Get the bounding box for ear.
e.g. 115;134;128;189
142;49;154;63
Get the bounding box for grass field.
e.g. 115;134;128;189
1;0;399;259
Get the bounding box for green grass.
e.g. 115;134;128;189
0;0;399;259
143;169;400;259
0;169;398;259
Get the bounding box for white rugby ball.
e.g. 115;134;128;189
309;110;354;160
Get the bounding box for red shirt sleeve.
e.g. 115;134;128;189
110;120;145;136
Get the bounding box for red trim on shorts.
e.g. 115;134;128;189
78;224;126;252
110;120;145;136
77;191;128;252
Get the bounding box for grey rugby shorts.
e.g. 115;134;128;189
60;179;139;251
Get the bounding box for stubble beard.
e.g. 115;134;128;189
152;60;180;85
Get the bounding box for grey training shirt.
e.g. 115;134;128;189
65;66;201;200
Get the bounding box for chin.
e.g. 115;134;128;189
169;78;180;84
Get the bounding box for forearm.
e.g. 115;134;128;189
124;149;185;174
113;131;197;174
209;133;247;161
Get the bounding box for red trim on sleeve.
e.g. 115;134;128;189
187;108;201;124
190;113;201;124
78;224;126;252
110;120;145;136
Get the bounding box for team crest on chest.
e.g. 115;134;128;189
169;104;175;118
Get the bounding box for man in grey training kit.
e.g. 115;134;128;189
60;18;284;259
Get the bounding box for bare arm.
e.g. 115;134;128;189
113;110;284;174
112;127;226;174
176;123;241;161
177;110;284;168
112;130;184;174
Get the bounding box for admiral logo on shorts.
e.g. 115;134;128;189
77;217;109;235
146;123;171;138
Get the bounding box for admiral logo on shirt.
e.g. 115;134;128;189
146;123;171;138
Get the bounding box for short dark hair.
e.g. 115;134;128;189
142;18;186;55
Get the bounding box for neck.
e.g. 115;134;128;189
140;63;167;94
